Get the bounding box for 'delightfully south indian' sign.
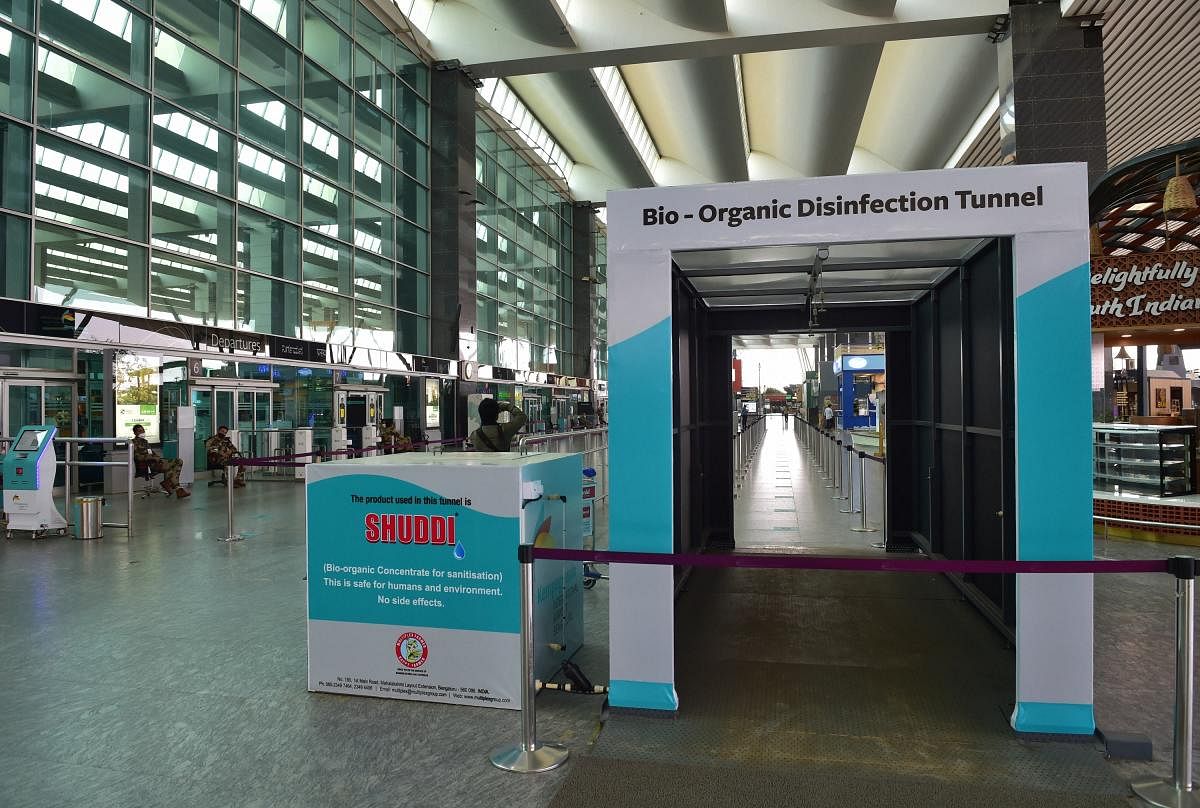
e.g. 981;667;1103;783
1091;250;1200;329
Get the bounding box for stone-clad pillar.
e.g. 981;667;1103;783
570;202;595;379
429;63;477;362
999;3;1107;182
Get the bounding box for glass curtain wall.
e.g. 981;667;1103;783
474;114;574;375
0;0;430;352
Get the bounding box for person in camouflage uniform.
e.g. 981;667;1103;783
377;419;412;454
132;424;189;499
204;425;246;487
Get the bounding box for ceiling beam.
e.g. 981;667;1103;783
708;304;912;334
679;258;959;278
700;282;934;298
432;0;1009;78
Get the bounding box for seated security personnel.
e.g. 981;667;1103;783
132;424;189;499
377;419;412;454
205;425;246;487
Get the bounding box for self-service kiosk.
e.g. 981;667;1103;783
3;424;67;538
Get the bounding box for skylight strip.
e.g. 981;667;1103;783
733;55;750;158
389;0;434;34
590;66;659;175
944;90;1000;169
478;78;575;182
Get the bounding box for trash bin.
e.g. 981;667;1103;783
73;496;103;540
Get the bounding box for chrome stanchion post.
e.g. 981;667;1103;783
1133;556;1200;808
219;461;243;543
491;544;568;773
838;443;853;512
871;457;888;550
125;443;134;538
852;452;878;533
825;437;838;489
834;440;849;502
63;441;72;525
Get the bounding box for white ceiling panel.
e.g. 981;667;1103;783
393;0;1186;233
856;35;998;171
623;57;749;184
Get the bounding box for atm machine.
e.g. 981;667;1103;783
3;424;67;538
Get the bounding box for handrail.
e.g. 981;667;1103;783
515;428;609;505
516;427;609;453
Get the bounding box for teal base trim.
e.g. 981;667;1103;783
1011;701;1095;735
609;679;679;712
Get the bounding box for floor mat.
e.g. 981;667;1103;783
548;756;1135;808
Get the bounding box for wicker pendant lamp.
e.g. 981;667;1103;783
1163;155;1197;250
1090;223;1104;256
1164;156;1198;213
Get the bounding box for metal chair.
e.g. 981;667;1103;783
135;462;171;499
206;454;229;488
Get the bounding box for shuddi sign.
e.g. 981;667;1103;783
1091;249;1200;329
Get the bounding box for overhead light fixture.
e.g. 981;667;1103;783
1115;346;1132;361
1174;327;1186;332
1163;155;1197;250
1121;333;1132;338
987;14;1010;43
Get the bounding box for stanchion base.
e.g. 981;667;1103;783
489;742;569;773
870;541;888;549
851;527;879;533
218;534;244;543
839;507;853;514
832;495;849;501
1131;779;1200;807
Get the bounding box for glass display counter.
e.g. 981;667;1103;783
1093;424;1195;497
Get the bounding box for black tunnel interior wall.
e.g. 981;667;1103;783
673;270;735;556
889;239;1017;630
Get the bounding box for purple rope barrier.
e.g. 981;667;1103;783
532;547;1169;575
226;446;378;468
